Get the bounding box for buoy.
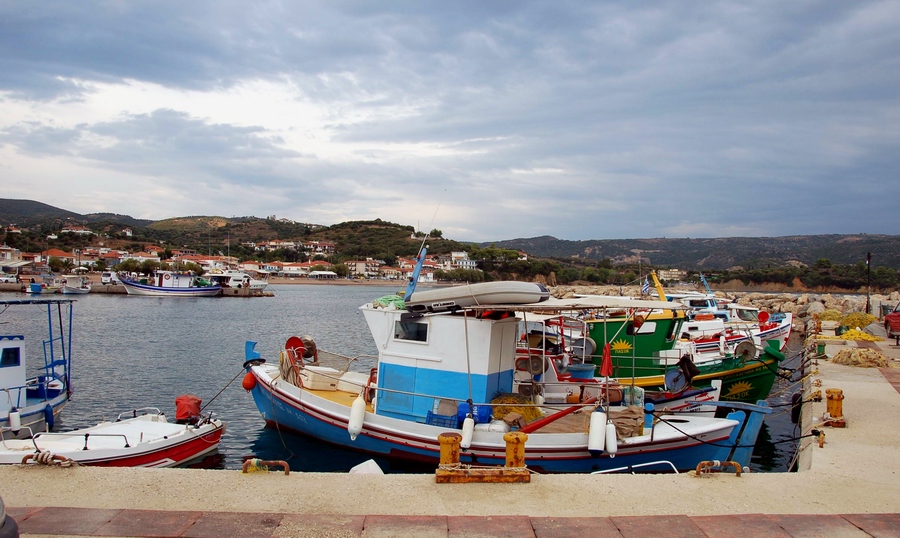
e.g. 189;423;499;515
43;404;54;431
718;334;726;355
460;416;475;450
8;407;21;434
588;410;607;454
242;372;257;391
605;421;617;457
347;394;366;441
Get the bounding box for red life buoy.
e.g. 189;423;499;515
242;372;257;391
164;274;171;280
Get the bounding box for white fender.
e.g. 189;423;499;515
719;334;726;355
348;394;366;441
588;411;607;453
8;407;21;433
605;421;618;457
460;416;475;449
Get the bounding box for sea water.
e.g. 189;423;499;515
4;284;800;473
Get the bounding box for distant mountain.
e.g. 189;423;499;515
0;198;83;224
483;234;900;270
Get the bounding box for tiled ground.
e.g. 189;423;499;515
6;508;900;538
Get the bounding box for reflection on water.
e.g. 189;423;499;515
2;285;800;472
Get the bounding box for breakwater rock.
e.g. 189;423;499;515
549;285;900;323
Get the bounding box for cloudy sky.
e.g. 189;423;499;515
1;2;898;242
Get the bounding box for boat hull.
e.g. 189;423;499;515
1;414;225;467
0;392;67;440
247;366;749;474
121;279;221;297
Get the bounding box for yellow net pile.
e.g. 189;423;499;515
837;329;883;342
490;393;543;422
817;310;843;321
840;312;877;330
831;348;893;368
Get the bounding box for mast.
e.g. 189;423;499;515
404;242;428;299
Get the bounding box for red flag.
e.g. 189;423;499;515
600;342;613;377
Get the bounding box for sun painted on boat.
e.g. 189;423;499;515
610;339;633;353
723;381;754;400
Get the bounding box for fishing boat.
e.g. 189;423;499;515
120;271;221;297
205;269;269;291
60;274;91;295
1;299;73;440
0;405;225;467
659;273;793;352
241;248;770;474
25;278;60;295
513;316;723;415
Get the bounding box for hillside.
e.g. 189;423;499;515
1;198;897;269
485;234;900;270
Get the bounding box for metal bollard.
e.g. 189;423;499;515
503;431;528;467
438;432;462;465
825;388;844;419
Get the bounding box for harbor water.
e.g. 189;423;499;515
3;284;801;473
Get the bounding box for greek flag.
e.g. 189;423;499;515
641;277;650;295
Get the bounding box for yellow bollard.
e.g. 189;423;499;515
503;431;528;468
824;388;846;427
438;432;462;466
825;388;844;419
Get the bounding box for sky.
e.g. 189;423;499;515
1;1;898;243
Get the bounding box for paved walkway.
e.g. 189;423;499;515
7;507;900;537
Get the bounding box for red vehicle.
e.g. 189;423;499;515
884;303;900;339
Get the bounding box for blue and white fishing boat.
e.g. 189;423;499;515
1;299;74;440
120;271;221;297
242;249;770;474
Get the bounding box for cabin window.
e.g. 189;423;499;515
625;321;656;336
394;320;428;342
0;347;20;368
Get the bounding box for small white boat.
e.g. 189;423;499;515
0;407;225;467
405;281;550;313
60;275;91;295
205;269;269;291
120;271;221;297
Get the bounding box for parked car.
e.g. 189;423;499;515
100;271;119;285
0;494;18;538
0;274;17;284
884;303;900;339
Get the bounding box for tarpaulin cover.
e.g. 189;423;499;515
175;394;202;421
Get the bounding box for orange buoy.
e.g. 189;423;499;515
242;372;257;391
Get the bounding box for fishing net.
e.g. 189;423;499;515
491;393;542;423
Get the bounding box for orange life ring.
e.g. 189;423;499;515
164;274;171;280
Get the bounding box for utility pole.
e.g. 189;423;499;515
866;252;871;314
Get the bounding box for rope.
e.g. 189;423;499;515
200;368;245;412
22;450;76;467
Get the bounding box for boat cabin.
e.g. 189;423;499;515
0;335;26;414
360;305;519;424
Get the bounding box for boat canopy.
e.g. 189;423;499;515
466;296;687;313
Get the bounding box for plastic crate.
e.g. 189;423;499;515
425;411;459;429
